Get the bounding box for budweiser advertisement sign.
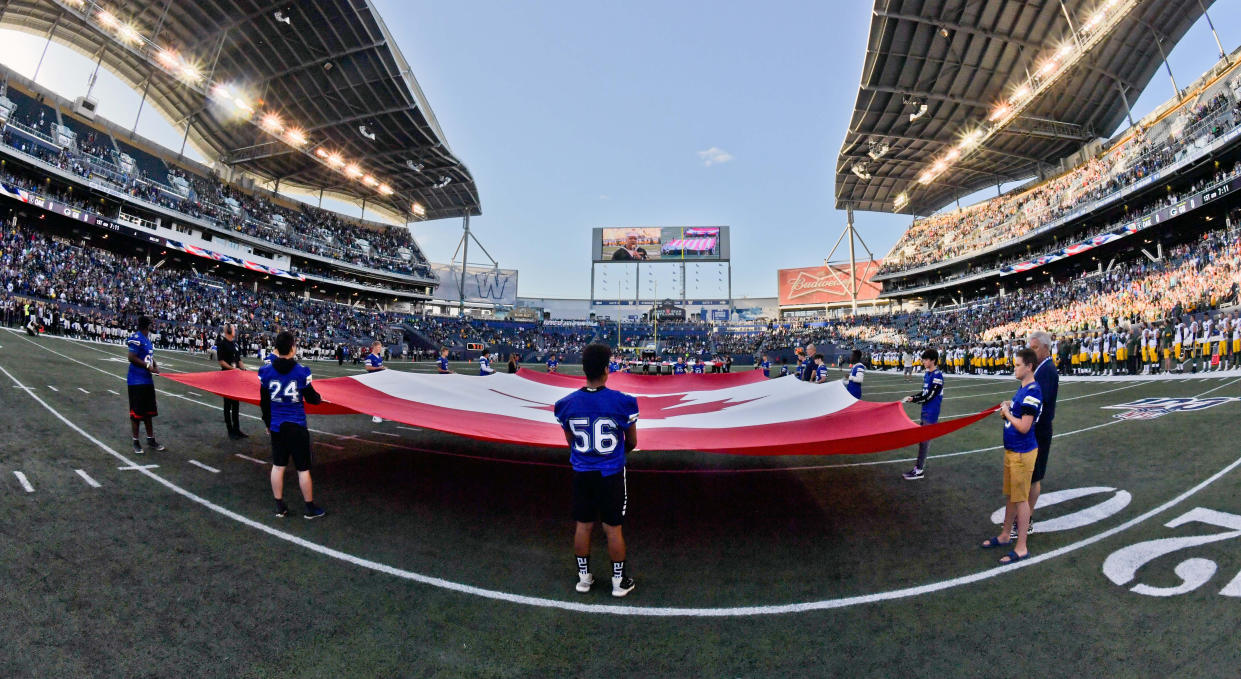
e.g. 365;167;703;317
777;261;883;305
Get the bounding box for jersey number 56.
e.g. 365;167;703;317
568;417;619;454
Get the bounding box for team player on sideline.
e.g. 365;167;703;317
901;349;944;480
478;352;496;376
983;348;1044;564
365;341;386;372
126;316;166;454
260;331;326;520
437;348;452;374
691;359;705;374
843;349;865;398
758;355;771;378
812;354;828;383
1016;330;1059;539
547;354;560;373
554;343;639;598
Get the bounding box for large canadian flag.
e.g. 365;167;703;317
164;368;995;456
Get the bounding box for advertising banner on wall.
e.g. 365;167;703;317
777;261;883;306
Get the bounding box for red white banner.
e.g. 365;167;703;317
164;367;994;456
777;261;883;306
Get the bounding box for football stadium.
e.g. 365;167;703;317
2;1;1241;676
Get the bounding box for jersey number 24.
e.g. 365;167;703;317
268;380;300;402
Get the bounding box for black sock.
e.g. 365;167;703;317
576;555;589;575
612;560;625;580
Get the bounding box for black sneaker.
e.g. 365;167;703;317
235;431;248;439
275;500;289;518
132;439;144;455
902;467;924;480
146;437;166;452
611;576;635;598
303;503;326;520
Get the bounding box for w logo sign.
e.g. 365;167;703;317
473;270;512;300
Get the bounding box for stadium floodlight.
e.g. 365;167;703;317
362;175;379;187
931;160;947;174
179;63;201;82
909;103;928;123
284;127;307;146
411;202;426;217
851;162;871;181
1011;84;1031;102
97;10;120;30
64;0;85;7
989;102;1011;122
119;23;142;45
344;163;363;179
867;140;889;161
156;48;179;69
917;171;933;185
894;192;909;209
326;152;345;168
233;97;254;115
944;148;959;162
434;175;452;189
260;113;283;133
378;184;394;195
405;160;425;173
212;83;231;100
1037;58;1058;78
314;147;329;158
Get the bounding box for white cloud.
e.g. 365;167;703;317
598;194;610;200
697;146;734;166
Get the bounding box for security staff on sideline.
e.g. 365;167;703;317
217;323;248;440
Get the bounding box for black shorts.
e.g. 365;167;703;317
127;384;158;421
1032;425;1052;484
572;469;627;526
271;422;312;471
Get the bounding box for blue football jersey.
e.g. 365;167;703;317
691;363;704;374
814;364;827;382
126;332;154;386
437;356;451;372
479;356;493;376
553;387;639;476
846;363;865;399
547;359;559;372
1004;382;1043;452
608;360;621;373
760;360;770;377
919;369;944;420
259;362;314;431
673;361;687;374
366;353;384;369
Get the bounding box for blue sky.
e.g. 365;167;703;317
2;1;1239;299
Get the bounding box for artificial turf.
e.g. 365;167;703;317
1;327;1240;678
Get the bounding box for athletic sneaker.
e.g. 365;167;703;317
275;500;289;518
132;439;144;455
146;437;166;452
576;572;594;593
902;467;924;480
611;576;635;598
1009;520;1036;540
303;503;326;520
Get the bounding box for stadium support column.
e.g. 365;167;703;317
459;212;470;317
1116;82;1135;129
32;14;61;83
847;205;858;314
1152;30;1181;101
1198;0;1228;64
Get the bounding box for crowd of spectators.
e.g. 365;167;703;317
882;78;1241;274
2;103;431;278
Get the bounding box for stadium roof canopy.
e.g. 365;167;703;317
835;0;1214;216
0;0;480;221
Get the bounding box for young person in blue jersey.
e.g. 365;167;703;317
843;349;866;398
779;360;789;377
1020;330;1059;539
547;354;560;373
982;347;1043;564
901;349;944;480
673;357;687;375
690;359;705;374
437;347;452;374
126;316;166;454
259;331;326;519
365;341;386;372
607;357;621;373
478;352;495;376
812;354;829;383
758;355;771;378
553;343;639;598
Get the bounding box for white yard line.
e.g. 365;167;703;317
78;387;90;394
13;471;34;493
74;469;102;488
234;454;267;465
46;385;58;392
187;460;220;474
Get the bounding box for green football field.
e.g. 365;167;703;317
2;327;1241;678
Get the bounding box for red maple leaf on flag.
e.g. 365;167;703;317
489;389;764;420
